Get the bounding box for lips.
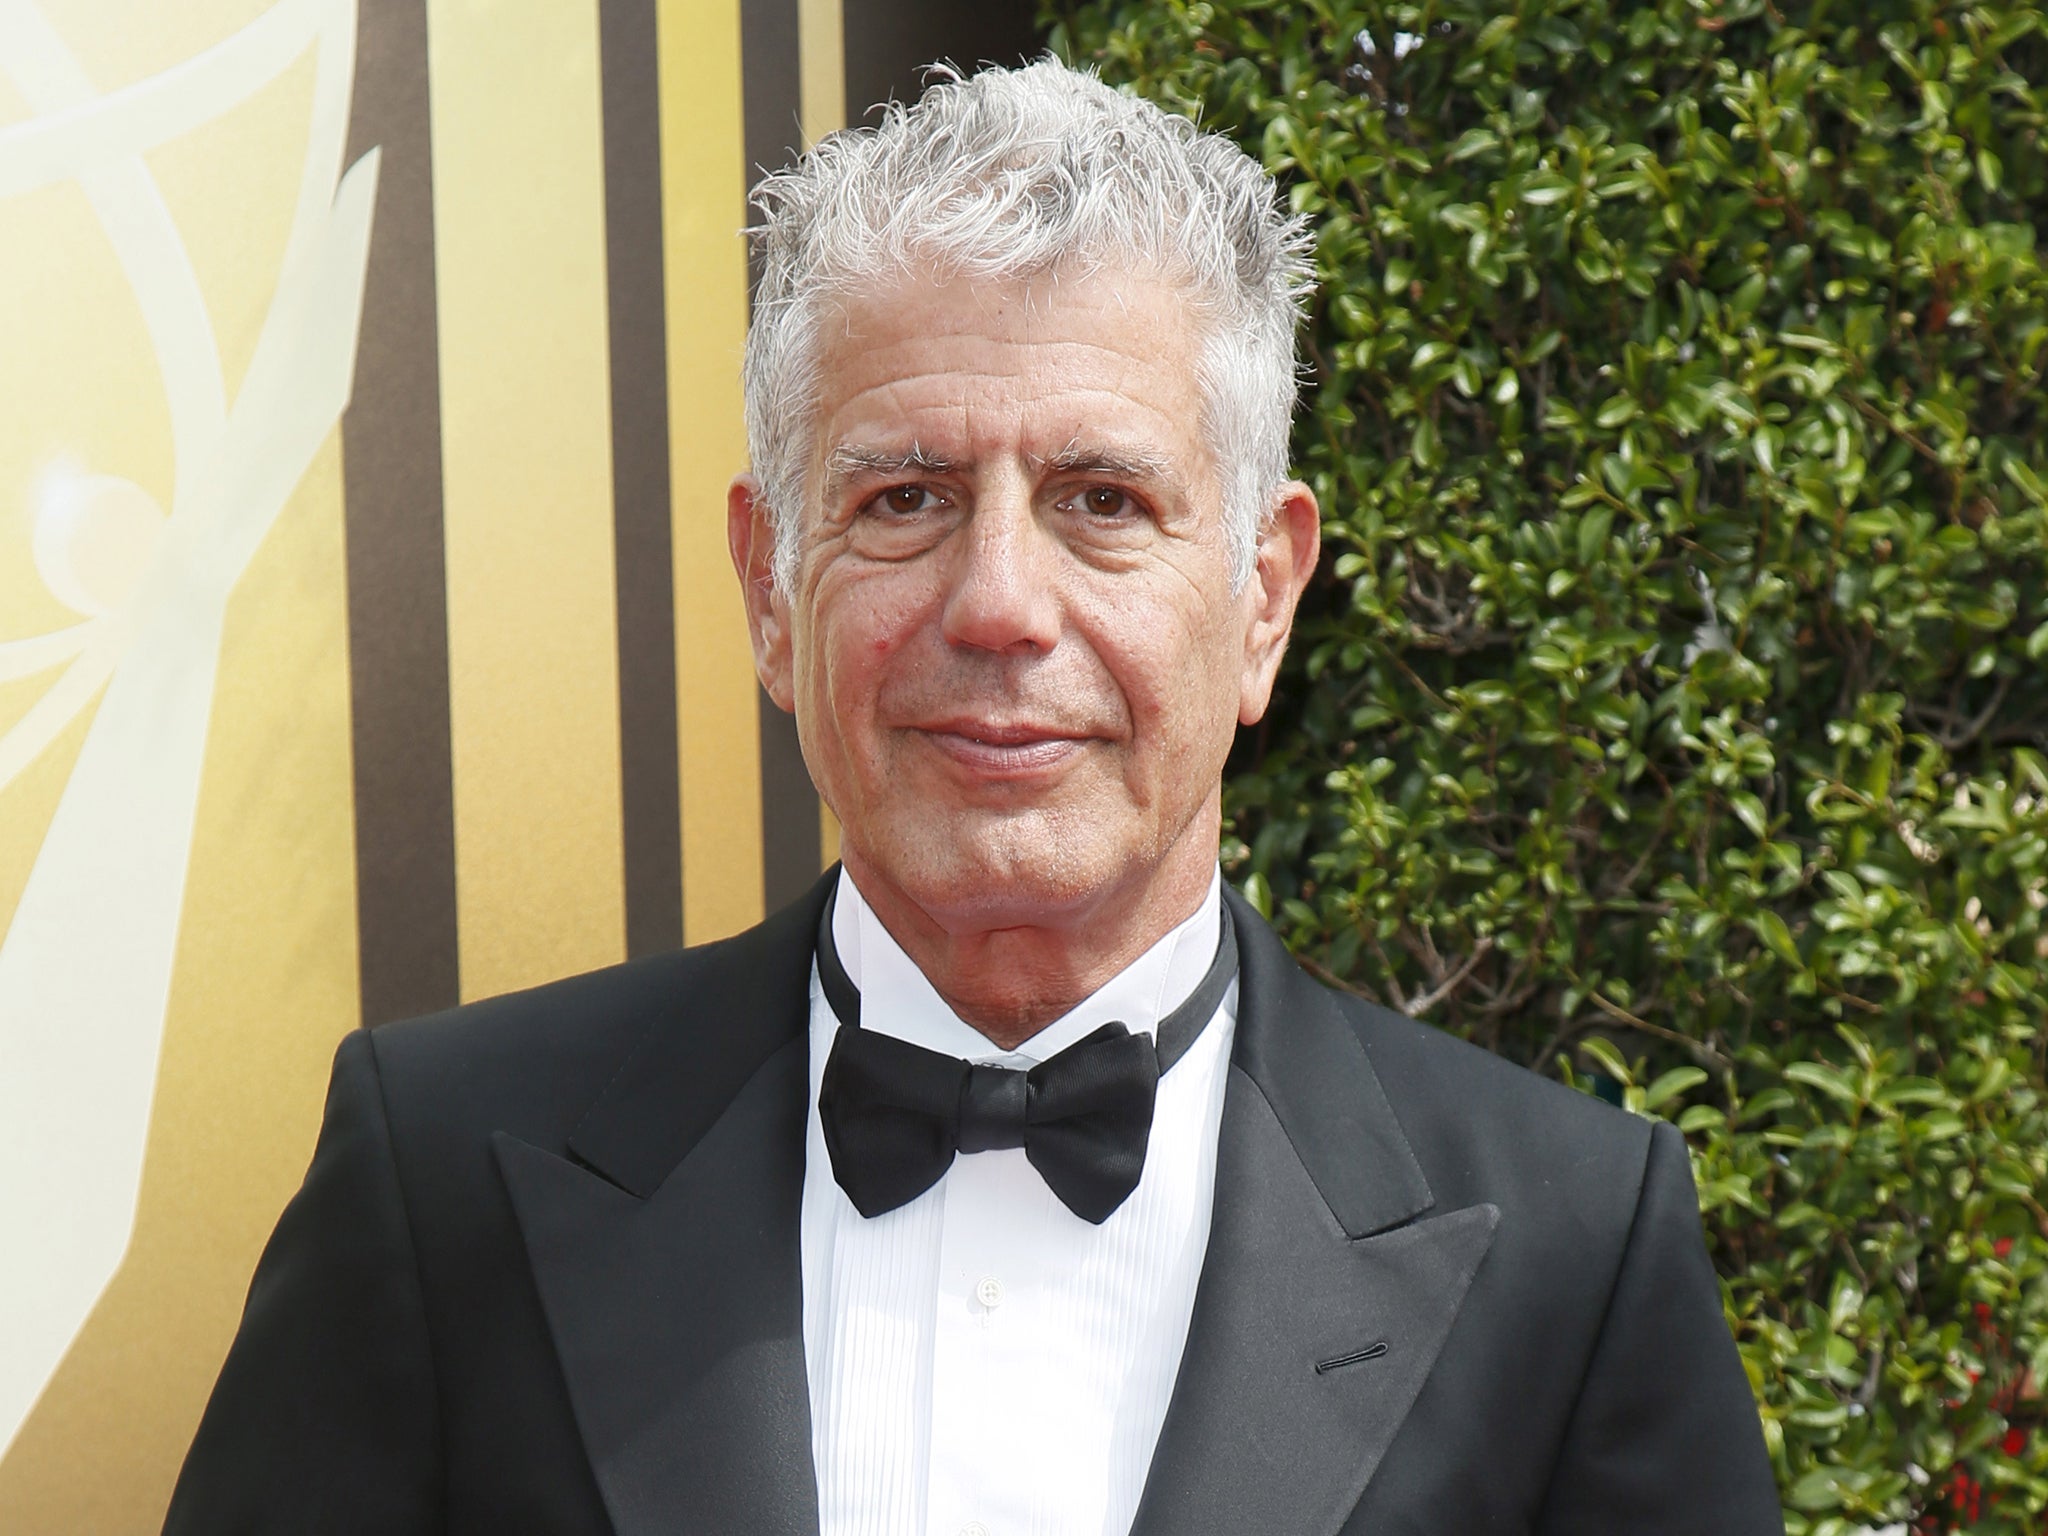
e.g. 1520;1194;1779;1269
913;720;1095;775
924;719;1080;747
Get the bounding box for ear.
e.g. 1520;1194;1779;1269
1238;481;1320;726
727;474;795;711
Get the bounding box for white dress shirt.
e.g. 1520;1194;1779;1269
800;867;1238;1536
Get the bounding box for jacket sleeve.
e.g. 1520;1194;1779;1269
1535;1119;1784;1535
163;1029;442;1534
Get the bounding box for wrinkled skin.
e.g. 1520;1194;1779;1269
729;269;1318;1045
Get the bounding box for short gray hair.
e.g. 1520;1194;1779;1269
743;57;1314;593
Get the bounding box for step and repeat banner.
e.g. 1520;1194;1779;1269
0;0;1031;1527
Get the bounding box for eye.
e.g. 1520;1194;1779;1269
872;484;942;516
1072;485;1135;518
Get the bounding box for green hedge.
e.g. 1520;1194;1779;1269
1046;2;2048;1529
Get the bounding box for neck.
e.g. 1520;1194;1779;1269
841;822;1220;1052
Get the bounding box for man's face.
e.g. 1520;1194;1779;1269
732;268;1314;935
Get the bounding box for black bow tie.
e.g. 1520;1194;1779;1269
814;892;1238;1225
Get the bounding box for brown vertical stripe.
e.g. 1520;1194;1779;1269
758;680;819;904
601;0;684;959
840;0;1039;121
741;0;823;911
341;0;460;1027
740;0;802;242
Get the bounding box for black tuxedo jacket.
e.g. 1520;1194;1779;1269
166;874;1782;1534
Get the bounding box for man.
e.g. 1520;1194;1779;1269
167;60;1782;1535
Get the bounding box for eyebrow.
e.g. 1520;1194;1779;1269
1031;442;1176;484
819;439;1182;502
823;443;960;499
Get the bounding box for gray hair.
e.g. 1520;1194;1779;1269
743;57;1314;593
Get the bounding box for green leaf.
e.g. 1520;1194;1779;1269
1784;1061;1861;1106
2003;458;2046;505
1730;790;1768;839
1241;871;1272;921
1594;395;1639;429
1448;128;1499;163
1576;506;1613;566
1411;414;1443;471
1520;176;1574;206
1473;14;1518;52
1644;1066;1709;1110
1750;910;1801;966
1578;1036;1634;1086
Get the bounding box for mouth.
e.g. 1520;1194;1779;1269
912;720;1095;776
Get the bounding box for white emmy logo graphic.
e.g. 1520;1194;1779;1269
0;0;378;1455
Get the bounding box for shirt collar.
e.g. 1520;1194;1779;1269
828;866;1224;1066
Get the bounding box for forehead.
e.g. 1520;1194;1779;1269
808;268;1210;474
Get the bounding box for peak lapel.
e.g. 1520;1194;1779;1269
494;874;836;1536
1131;892;1500;1536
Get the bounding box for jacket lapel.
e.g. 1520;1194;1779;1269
1130;889;1499;1536
491;873;1492;1536
494;875;835;1536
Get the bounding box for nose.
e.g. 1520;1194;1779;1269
939;478;1061;656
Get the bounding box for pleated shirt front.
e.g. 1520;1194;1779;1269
800;867;1237;1536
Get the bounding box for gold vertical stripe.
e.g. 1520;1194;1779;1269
820;803;842;867
658;0;764;943
428;0;627;997
0;436;360;1529
800;0;845;872
799;0;846;147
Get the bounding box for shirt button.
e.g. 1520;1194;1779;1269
959;1525;990;1536
974;1276;1005;1310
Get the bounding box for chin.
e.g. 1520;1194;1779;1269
864;810;1139;928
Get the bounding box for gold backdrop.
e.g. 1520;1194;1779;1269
0;0;1053;1523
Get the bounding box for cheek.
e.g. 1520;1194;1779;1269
805;571;933;712
1093;607;1237;753
1130;606;1236;741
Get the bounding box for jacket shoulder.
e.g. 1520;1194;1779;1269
362;871;831;1157
1221;881;1654;1225
1338;990;1656;1218
363;947;703;1146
